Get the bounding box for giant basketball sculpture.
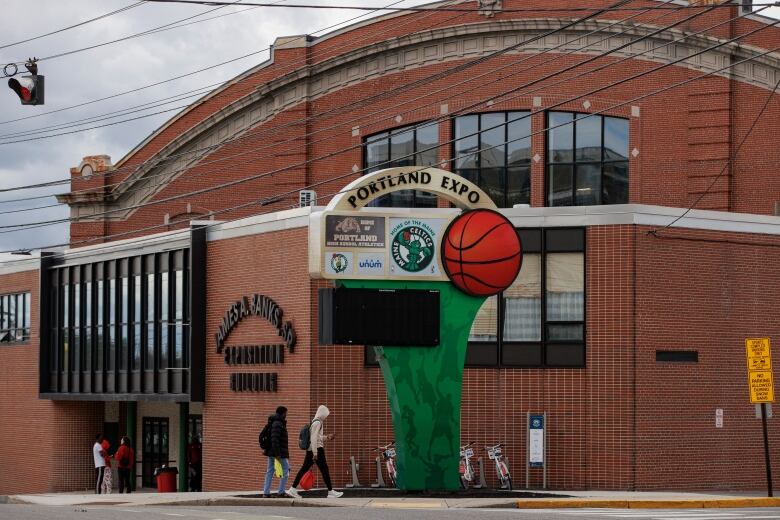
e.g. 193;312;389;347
310;167;522;490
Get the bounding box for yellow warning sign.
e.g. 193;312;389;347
749;370;775;404
746;338;772;371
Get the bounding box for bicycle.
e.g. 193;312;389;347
459;441;476;489
486;443;512;490
373;442;398;487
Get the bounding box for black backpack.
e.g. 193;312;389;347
259;419;273;451
298;419;320;450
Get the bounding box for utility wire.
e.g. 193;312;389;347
4;36;778;261
0;0;430;144
1;4;773;235
0;0;433;204
0;0;751;217
0;0;392;126
8;0;251;65
144;0;780;12
0;2;147;51
2;0;683;211
650;76;780;233
0;0;630;190
0;0;739;206
0;0;658;212
0;0;421;139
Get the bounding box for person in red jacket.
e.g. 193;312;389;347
114;437;135;494
100;439;113;494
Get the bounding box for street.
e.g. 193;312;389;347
2;505;780;520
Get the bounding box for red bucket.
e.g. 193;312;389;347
156;468;178;493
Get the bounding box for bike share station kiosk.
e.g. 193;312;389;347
311;167;523;491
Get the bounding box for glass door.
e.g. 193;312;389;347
142;417;169;487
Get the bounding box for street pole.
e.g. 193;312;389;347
761;403;773;497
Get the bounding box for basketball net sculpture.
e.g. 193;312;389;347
310;167;522;490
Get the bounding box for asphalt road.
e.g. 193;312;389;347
2;506;780;520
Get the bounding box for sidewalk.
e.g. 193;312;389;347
4;489;780;509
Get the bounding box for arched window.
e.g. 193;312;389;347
363;123;440;207
547;112;629;207
453;111;531;208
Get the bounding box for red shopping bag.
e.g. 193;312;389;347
299;470;315;490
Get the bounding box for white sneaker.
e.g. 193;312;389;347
327;490;343;498
286;487;301;499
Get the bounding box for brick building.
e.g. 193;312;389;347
2;0;780;494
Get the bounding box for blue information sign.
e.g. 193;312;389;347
529;414;544;468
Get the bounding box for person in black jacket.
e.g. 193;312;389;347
262;406;290;498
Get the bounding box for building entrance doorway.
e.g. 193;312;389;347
142;417;169;487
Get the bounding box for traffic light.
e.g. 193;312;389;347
8;75;44;105
7;59;44;106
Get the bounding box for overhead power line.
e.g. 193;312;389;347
0;2;147;51
651;76;780;233
0;0;661;212
144;0;780;12
1;1;773;236
7;0;254;65
3;34;777;262
0;0;750;207
2;0;686;210
0;0;414;129
0;0;745;201
0;0;630;191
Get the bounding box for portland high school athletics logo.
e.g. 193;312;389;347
392;225;434;273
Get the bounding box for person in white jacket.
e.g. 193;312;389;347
287;405;343;498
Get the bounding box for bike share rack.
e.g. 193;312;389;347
473;457;487;489
346;456;361;488
371;456;387;488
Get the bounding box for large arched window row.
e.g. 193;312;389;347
362;111;629;209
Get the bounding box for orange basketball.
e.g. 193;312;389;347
442;209;522;297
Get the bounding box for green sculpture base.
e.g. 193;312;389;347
342;279;485;490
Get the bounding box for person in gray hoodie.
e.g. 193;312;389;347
287;405;343;498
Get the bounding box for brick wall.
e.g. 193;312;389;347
0;268;103;495
66;0;780;245
635;225;780;491
203;227;313;491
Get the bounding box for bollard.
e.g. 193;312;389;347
346;456;361;488
473;457;487;489
371;456;386;488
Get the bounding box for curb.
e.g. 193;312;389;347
133;497;343;508
515;498;780;509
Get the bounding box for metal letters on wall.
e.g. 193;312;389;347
214;294;296;353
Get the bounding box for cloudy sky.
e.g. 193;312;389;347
0;0;778;258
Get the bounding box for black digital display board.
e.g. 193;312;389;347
319;288;440;346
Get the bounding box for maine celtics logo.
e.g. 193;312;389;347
330;253;349;273
392;226;434;272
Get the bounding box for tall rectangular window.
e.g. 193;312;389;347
108;277;116;371
160;271;169;370
174;269;184;368
547;112;628;207
85;280;92;372
73;276;81;375
0;291;32;344
120;274;129;370
363;123;439;207
146;271;155;371
46;249;191;394
96;279;104;371
454;111;531;207
62;285;69;373
134;273;141;370
466;228;585;368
